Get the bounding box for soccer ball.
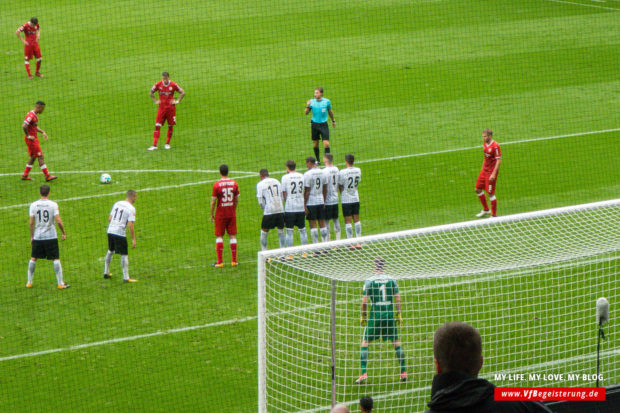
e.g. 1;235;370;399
100;173;112;184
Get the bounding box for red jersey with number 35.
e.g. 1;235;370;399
212;179;239;218
24;110;39;138
482;140;501;175
151;81;182;108
17;22;39;44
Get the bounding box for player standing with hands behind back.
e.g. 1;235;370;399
149;72;185;150
305;87;335;165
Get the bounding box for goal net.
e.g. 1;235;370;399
257;199;619;413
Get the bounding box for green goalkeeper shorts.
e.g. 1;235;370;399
363;314;398;342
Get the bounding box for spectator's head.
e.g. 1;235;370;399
330;404;349;413
360;396;373;412
433;322;483;377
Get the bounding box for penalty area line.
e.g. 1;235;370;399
0;169;258;177
543;0;620;11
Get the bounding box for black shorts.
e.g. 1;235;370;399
284;212;305;229
262;213;285;230
108;233;129;255
324;204;339;220
342;202;360;217
311;121;329;141
31;239;59;260
306;204;325;221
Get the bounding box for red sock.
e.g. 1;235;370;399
153;126;161;146
25;62;31;76
166;126;173;144
36;59;41;73
478;193;489;211
41;165;50;178
230;240;237;263
490;198;497;217
23;165;33;177
216;240;224;264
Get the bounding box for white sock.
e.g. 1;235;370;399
53;260;63;285
310;228;319;243
104;250;114;274
345;223;353;239
299;228;308;245
355;221;362;237
27;259;36;284
121;255;129;280
285;229;294;247
260;230;268;251
320;227;329;242
277;229;286;249
333;220;341;240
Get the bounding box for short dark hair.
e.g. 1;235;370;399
219;164;229;176
162;72;170;77
483;128;493;136
324;153;333;163
30;17;38;25
35;101;45;106
345;154;355;165
315;87;324;94
126;190;137;198
40;185;50;197
360;396;373;411
259;168;269;178
373;257;385;273
306;156;316;164
433;322;482;376
286;160;296;171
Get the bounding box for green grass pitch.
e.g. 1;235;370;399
0;0;618;411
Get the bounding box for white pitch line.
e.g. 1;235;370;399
0;174;257;211
0;169;258;177
0;316;257;362
544;0;619;10
296;348;620;413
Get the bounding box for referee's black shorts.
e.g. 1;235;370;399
311;121;329;141
108;233;129;255
31;239;59;260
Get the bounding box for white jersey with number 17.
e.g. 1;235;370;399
257;177;284;216
281;172;305;213
338;167;362;204
107;200;136;237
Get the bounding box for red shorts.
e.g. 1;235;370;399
25;137;42;157
24;44;42;60
156;105;176;126
476;172;497;195
214;216;237;237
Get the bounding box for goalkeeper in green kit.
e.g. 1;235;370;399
356;257;407;384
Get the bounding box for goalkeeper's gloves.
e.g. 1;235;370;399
361;315;367;327
396;312;403;327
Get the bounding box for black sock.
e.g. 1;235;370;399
314;147;320;160
325;146;331;154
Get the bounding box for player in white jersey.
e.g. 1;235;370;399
281;160;308;247
257;169;285;251
303;156;328;243
322;154;341;240
338;154;362;247
103;190;138;283
27;185;69;289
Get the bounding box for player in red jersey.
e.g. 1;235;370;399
210;164;240;267
475;129;501;217
16;17;42;79
22;101;57;182
148;72;185;151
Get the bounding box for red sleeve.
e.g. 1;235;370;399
151;81;159;92
174;82;182;92
24;114;32;124
234;182;240;196
16;23;26;33
495;143;501;158
212;183;219;198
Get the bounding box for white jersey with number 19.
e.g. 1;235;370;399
338;166;362;204
107;200;136;237
29;199;59;240
281;172;305;213
257;177;284;215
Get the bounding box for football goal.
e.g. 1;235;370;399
258;199;619;413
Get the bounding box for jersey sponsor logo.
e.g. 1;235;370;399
169;87;173;91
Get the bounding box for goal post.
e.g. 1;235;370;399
258;199;620;413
